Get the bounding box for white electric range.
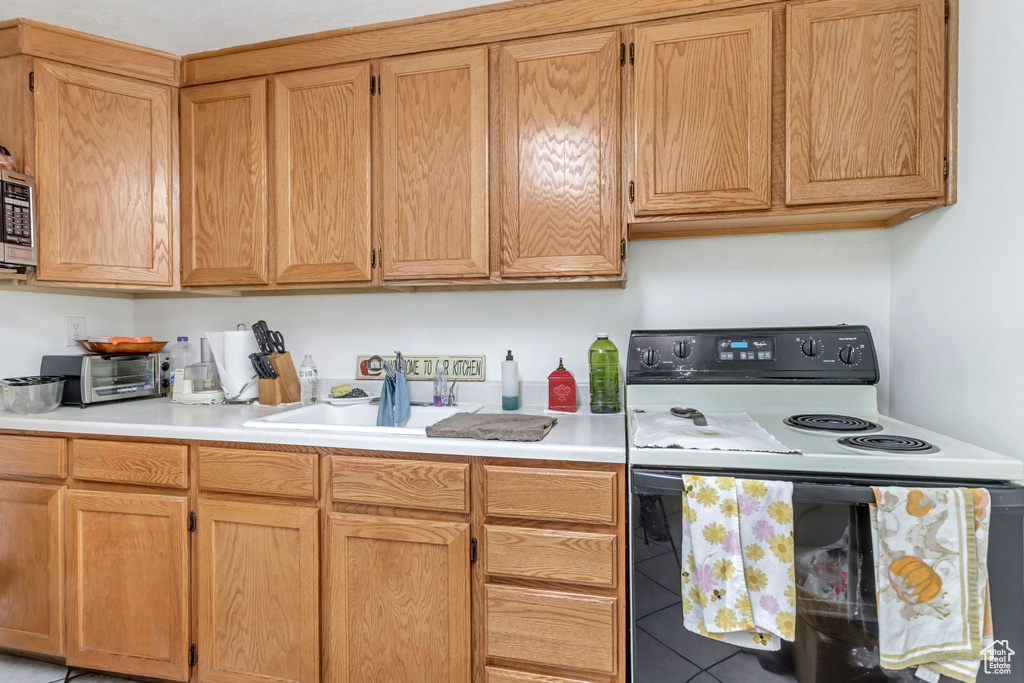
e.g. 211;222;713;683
625;326;1024;683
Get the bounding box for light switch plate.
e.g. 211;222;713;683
65;316;86;347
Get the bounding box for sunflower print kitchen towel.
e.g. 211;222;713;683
870;487;992;683
680;475;795;650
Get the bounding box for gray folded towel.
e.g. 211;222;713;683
425;413;557;442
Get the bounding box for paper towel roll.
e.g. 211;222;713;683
205;331;260;400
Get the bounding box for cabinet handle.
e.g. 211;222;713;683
371;249;376;269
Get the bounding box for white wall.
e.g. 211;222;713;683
889;2;1024;459
0;290;134;378
131;230;892;408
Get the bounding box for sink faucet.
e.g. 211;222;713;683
448;380;457;407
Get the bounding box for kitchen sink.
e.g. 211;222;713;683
242;402;484;435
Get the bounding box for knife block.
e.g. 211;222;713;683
258;352;302;405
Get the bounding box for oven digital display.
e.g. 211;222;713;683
717;337;775;361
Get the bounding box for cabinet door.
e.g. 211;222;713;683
272;64;375;284
181;78;269;286
34;60;174;285
0;482;63;656
198;501;319;683
327;513;471;683
500;30;620;277
65;490;189;681
381;48;489;280
634;11;772;215
786;0;946;204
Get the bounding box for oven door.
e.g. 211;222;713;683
630;468;1024;683
84;354;159;403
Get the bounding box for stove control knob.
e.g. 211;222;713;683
801;338;821;357
839;346;859;365
640;347;660;367
673;340;690;359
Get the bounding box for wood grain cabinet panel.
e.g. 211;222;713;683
485;585;617;675
327;513;470;683
34;60;174;285
483;526;616;587
500;30;620;277
272;64;375;284
786;0;946;204
181;78;269;286
381;47;489;280
484;466;616;525
486;668;602;683
72;439;188;488
65;490;189;682
198;501;319;683
634;11;773;215
0;482;63;656
331;455;469;512
199;447;318;499
0;434;66;479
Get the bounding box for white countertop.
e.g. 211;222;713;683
0;398;627;464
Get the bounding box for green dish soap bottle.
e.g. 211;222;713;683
589;334;620;413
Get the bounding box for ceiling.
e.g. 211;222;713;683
1;0;491;55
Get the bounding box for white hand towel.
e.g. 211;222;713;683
680;475;796;650
633;411;799;454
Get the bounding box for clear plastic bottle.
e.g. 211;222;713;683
502;350;519;411
433;357;449;406
169;337;198;399
299;355;318;405
589;334;620;414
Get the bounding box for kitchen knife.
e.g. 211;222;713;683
252;321;275;355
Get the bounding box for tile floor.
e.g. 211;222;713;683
0;653;132;683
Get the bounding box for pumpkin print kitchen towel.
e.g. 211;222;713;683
680;475;796;650
870;486;992;683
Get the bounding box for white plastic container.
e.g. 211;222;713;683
501;350;519;411
168;337;198;399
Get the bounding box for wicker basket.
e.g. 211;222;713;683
796;583;873;647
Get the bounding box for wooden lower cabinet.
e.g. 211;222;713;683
0;482;64;656
197;500;319;683
327;512;471;683
65;490;189;681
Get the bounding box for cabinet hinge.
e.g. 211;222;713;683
188;644;197;667
370;75;377;96
629;43;634;67
620;238;627;261
370;249;376;269
179;260;183;274
944;0;949;21
28;71;34;92
943;157;949;180
187;510;197;533
470;538;478;564
628;181;635;204
620;43;626;67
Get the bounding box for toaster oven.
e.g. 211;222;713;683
1;169;36;266
40;353;169;407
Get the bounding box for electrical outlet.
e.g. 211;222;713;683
65;316;86;347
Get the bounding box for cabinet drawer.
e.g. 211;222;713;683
484;526;616;587
486;668;601;683
199;447;318;499
485;585;617;675
0;435;66;479
331;456;469;513
72;439;188;489
484;466;616;525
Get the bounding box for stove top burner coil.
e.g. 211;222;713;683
785;414;881;433
838;435;939;454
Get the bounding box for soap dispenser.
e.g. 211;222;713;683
501;350;519;411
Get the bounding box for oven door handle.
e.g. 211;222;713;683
631;469;1024;508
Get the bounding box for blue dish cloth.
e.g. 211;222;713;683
394;370;410;423
376;375;396;426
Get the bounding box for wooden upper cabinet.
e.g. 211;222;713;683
272;64;375;284
380;47;489;280
327;513;471;683
634;11;773;215
34;60;174;285
786;0;946;204
198;501;319;683
181;78;269;286
65;490;189;682
500;30;621;277
0;482;64;656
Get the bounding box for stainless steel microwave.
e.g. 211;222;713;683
1;169;36;266
40;353;168;407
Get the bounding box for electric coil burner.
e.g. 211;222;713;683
838;434;939;455
785;413;881;433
